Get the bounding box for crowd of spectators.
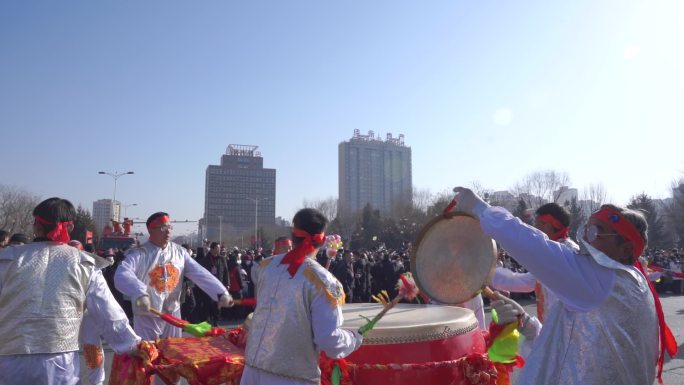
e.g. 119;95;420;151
3;227;683;325
642;247;684;294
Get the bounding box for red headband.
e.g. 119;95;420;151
279;228;325;277
275;238;292;250
537;214;569;241
591;208;645;258
147;215;171;230
34;215;72;243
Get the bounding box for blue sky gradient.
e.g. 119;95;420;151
2;1;683;235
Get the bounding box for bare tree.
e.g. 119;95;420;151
581;183;608;213
301;197;338;222
0;185;41;235
510;170;571;209
667;179;684;246
411;187;433;213
470;181;493;202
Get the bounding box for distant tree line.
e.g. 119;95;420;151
4;169;684;251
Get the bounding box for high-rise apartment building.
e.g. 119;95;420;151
203;145;276;243
92;199;120;234
339;130;412;217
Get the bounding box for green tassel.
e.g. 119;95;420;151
184;321;212;337
491;308;499;324
358;315;377;336
331;363;341;385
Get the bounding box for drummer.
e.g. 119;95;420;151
491;203;579;323
241;208;363;385
452;187;676;385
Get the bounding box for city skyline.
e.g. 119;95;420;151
2;1;683;236
339;130;412;216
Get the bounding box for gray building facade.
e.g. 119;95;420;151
93;199;120;234
203;145;276;244
339;130;412;217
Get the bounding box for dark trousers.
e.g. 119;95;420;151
194;289;220;326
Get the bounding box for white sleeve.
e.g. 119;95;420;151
183;253;228;300
0;262;6;294
491;267;536;293
458;294;486;330
86;270;141;354
311;293;362;359
480;207;615;312
114;248;148;300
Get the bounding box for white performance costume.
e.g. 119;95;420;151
457;294;486;330
81;253;115;385
480;207;658;385
0;242;140;385
114;241;229;341
241;254;362;385
492;238;579;323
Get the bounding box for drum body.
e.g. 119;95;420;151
342;303;486;385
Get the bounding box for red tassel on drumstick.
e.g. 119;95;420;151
359;273;420;335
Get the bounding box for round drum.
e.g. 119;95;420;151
342;303;486;385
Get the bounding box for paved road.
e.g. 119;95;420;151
85;294;684;385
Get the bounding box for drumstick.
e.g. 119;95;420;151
359;273;420;335
233;298;257;307
148;308;226;337
148;308;188;328
482;286;501;301
482;286;527;319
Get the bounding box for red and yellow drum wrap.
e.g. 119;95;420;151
154;336;245;385
340;303;493;385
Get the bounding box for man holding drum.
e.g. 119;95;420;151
491;202;579;323
242;208;363;385
452;187;676;385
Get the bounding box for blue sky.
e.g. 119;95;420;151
1;1;683;236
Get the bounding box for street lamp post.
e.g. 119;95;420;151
98;171;134;222
246;197;267;249
217;215;223;245
123;203;137;218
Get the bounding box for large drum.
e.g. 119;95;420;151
340;303;487;385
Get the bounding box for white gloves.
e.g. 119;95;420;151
490;298;523;324
518;313;542;340
452;187;490;219
490;293;542;341
134;295;151;313
218;293;234;308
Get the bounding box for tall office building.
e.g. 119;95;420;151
203;145;276;243
92;199;120;234
339;130;412;217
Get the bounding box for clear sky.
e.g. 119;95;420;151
1;1;683;236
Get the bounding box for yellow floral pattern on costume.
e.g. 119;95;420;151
148;263;180;294
303;267;345;308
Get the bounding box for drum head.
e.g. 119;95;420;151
411;212;496;304
341;303;478;344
